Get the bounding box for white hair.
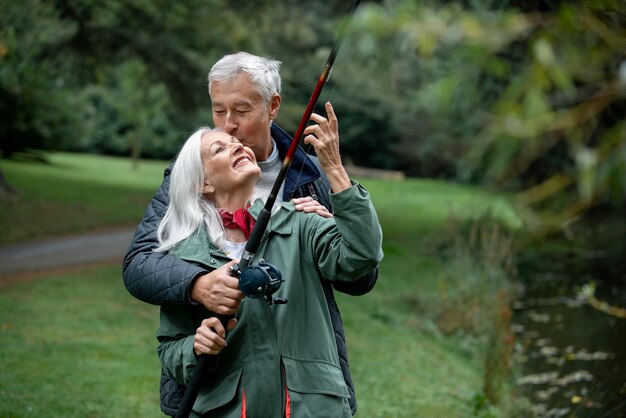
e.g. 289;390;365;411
154;127;270;253
208;51;281;103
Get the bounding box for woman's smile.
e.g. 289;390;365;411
232;155;253;169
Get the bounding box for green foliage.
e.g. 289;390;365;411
0;0;225;159
0;0;354;162
0;0;84;157
74;61;183;160
469;0;626;232
345;0;625;233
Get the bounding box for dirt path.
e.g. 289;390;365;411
0;227;136;284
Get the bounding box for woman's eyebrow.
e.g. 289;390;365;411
209;140;227;151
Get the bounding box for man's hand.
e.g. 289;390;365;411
194;317;238;356
304;102;351;193
292;196;333;218
190;260;244;315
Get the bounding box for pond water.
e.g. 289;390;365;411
512;213;626;417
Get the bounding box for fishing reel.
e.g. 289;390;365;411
230;260;287;305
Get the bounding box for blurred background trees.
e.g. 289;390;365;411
334;0;625;233
1;0;624;231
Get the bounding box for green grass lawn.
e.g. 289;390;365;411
0;152;526;417
0;267;161;417
0;153;169;246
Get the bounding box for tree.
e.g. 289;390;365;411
0;0;82;158
1;0;376;164
345;0;626;233
0;0;232;160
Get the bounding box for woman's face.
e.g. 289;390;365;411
200;131;261;196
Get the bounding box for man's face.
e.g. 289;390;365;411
210;73;280;162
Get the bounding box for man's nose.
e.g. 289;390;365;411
223;113;238;134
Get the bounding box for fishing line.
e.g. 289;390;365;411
286;81;340;203
286;6;359;202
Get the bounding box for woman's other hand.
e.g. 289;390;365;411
194;317;238;356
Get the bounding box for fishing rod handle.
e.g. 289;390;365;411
175;312;234;418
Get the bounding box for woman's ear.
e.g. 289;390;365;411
203;183;215;194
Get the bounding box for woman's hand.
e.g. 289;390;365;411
194;317;238;356
292;196;333;218
303;102;351;193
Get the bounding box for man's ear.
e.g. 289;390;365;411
269;94;281;120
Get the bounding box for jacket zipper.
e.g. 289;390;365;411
307;184;318;201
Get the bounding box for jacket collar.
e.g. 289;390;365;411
170;202;295;267
249;199;295;236
270;123;321;199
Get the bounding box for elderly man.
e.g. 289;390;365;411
122;52;379;416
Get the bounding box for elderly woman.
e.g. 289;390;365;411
155;113;383;417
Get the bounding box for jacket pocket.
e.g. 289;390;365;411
282;356;350;398
193;367;243;415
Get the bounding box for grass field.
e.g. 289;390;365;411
0;266;161;417
0;153;169;246
0;153;527;417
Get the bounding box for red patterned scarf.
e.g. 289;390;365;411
218;207;256;239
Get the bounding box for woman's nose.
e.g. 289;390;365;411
230;142;244;154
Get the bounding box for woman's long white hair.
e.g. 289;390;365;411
154;127;268;253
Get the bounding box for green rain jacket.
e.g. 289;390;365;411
157;183;383;417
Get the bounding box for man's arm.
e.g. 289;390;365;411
304;103;380;295
300;159;380;296
332;268;379;295
122;167;207;305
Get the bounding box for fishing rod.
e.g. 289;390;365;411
239;0;361;274
175;1;361;416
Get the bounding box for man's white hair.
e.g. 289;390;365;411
208;51;282;103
